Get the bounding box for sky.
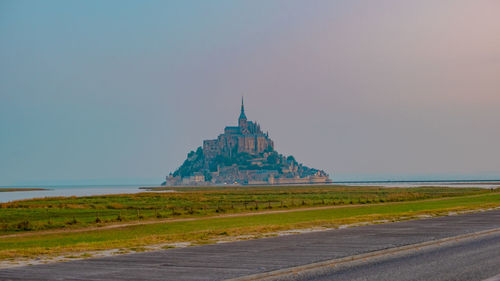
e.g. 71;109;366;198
1;0;500;185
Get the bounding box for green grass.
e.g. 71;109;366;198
0;185;488;234
1;190;499;259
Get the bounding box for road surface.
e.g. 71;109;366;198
257;229;500;281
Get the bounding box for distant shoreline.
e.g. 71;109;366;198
0;188;48;192
334;179;500;184
141;179;500;190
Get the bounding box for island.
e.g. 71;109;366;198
163;98;331;186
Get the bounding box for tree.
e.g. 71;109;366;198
266;151;279;165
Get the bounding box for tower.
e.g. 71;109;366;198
238;97;248;129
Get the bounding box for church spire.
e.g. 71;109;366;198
239;96;247;120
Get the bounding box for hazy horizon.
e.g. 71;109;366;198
2;1;500;186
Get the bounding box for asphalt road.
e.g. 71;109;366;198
1;209;500;281
271;230;500;281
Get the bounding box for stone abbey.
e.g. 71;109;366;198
164;98;330;186
203;99;274;160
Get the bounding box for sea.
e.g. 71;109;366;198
1;180;499;203
0;185;152;203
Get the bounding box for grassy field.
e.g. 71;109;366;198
0;185;488;234
0;185;499;260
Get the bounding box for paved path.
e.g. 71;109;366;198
1;209;500;281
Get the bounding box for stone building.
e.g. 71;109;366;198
203;98;274;160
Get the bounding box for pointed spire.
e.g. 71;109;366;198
239;96;247;120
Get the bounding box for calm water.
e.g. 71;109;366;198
0;185;151;203
1;181;499;203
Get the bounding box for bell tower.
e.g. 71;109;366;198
238;97;248;129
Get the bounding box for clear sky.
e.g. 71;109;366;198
1;0;500;185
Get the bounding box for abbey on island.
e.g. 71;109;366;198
164;98;330;186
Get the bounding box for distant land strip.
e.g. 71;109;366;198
0;188;48;192
333;179;500;184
